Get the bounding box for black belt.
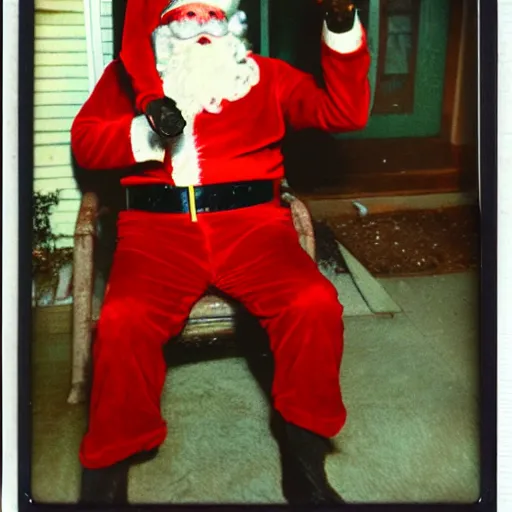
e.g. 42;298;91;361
125;180;276;214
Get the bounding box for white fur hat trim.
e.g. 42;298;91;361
161;0;241;19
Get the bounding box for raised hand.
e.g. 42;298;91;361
318;0;357;33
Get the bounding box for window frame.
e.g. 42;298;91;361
372;0;421;115
83;0;106;90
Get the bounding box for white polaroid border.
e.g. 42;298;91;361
1;0;510;510
3;0;20;510
497;0;512;510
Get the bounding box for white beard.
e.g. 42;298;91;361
153;28;260;120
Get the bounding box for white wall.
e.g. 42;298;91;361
34;0;114;247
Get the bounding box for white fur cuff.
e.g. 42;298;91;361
322;10;364;54
130;116;166;164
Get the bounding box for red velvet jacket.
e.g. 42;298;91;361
71;19;371;188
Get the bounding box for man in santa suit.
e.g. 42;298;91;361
72;0;370;505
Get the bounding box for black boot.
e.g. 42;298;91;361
279;421;345;506
79;448;158;505
80;462;129;505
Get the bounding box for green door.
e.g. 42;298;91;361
260;0;450;139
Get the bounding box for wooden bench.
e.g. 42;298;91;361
67;181;317;404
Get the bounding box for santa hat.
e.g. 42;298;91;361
161;0;241;20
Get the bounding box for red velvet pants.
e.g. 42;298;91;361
80;201;346;469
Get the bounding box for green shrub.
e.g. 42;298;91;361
32;190;72;295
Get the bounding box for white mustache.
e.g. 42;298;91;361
169;18;229;40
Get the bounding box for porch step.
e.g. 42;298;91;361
337;242;402;315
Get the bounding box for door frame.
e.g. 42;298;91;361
339;0;452;139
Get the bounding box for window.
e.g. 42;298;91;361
372;0;420;114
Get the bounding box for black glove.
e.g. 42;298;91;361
321;0;357;34
145;97;186;138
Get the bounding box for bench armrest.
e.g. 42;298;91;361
280;186;316;261
71;192;99;394
74;192;100;238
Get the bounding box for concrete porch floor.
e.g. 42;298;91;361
30;272;481;505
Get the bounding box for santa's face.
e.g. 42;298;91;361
153;3;260;118
164;3;230;43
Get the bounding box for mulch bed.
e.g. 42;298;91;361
314;205;480;278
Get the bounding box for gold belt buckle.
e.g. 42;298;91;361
187;185;198;222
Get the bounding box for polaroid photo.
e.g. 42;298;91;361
2;0;503;510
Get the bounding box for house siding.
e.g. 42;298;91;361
101;0;114;67
34;0;114;247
